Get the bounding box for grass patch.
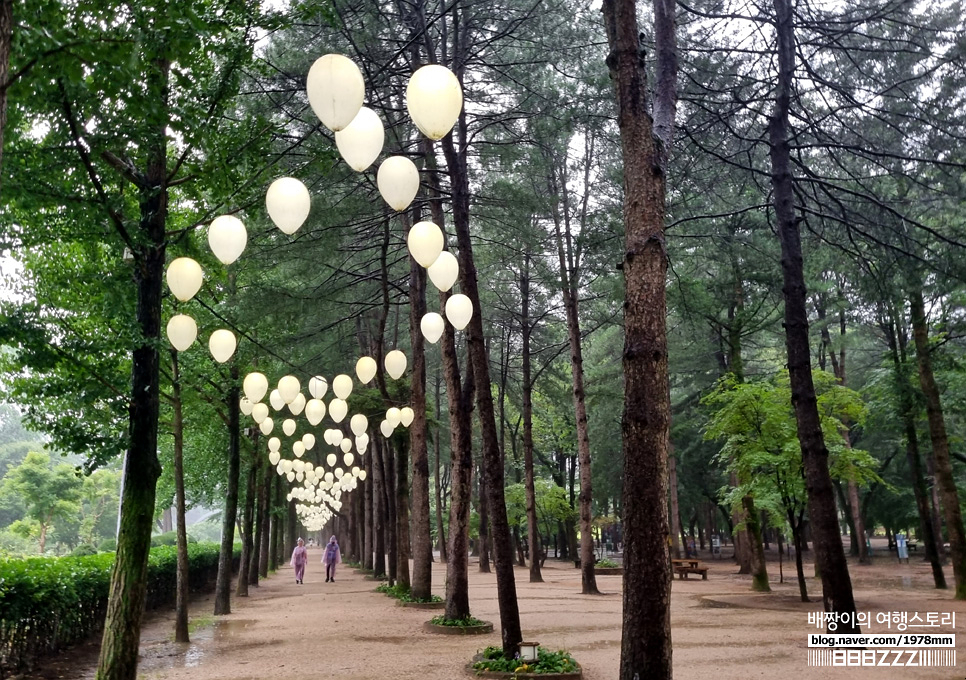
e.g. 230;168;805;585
430;614;487;627
473;645;578;675
595;559;620;568
376;582;443;603
188;614;214;634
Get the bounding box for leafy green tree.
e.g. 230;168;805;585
0;450;82;553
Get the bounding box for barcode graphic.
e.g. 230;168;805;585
807;649;956;666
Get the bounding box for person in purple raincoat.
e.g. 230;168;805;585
291;538;308;584
322;535;341;582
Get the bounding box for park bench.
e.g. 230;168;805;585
671;558;709;580
908;540;918;552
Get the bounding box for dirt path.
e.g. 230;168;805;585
30;549;966;679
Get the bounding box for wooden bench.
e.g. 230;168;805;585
673;563;709;580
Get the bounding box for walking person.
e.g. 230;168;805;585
291;538;308;584
322;535;342;582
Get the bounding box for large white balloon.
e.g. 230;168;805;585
377;156;419;211
251;402;269;424
420;312;444;344
340;438;352;453
302;433;316;450
359;469;368;481
308;375;328;399
268;437;281;452
445;293;473;330
343;452;354;467
269;450;281;466
400;406;415;427
326;453;337;467
385;350;407;380
259;417;274;436
288;392;306;416
349;413;369;436
208;330;236;363
306;54;365;132
166;314;197;352
305;399;326;425
278;375;300;404
239;398;254;416
407;221;444;268
207;215;247;265
332;374;353;400
329;398;348;423
379;419;394;438
269;389;285;411
386;407;402;428
283;418;297;436
406;65;463;141
293;441;306;458
427;250;459;292
335;107;384;172
355;356;377;384
266;177;311;235
243;372;269;403
166;258;203;302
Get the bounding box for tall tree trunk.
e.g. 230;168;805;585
395;437;411;589
669;454;682;560
236;454;255;596
258;453;271;579
434;367;448;563
908;286;965;597
248;448;263;587
269;475;281;572
170;350;190;643
214;370;241;615
743;496;770;592
520;253;543;583
409;247;433;599
383;440;397;584
477;462;491;572
789;509;809;602
768;0;858;632
602;0;677;675
365;445;374;570
94;65;168;676
442;117;522;654
372;434;386;578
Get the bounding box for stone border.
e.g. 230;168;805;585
593;567;623;576
466;655;582;679
423;620;495;635
397;599;445;609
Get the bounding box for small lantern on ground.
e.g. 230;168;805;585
519;643;539;662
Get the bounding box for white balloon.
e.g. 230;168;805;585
380;420;394;438
305;399;326;425
377;156;420;211
207;215;247;265
343;452;354;467
293;441;305;458
359;469;368;481
355;356;377;384
306;54;365;132
268;436;281;452
278;375;300;404
243;372;269;403
349;413;368;436
308;376;328;399
407;221;444;268
166;314;197;352
332;374;353;401
283;418;297;436
251;402;269;424
288;392;306;416
406;65;463;141
329;398;348;423
427;250;459;292
326;453;337;467
420;312;444;344
276;462;285;476
266;177;311;235
400;406;415;427
259;417;274;436
335;467;344;479
302;433;316;450
445;293;473;330
287;471;295;482
340;438;352;453
385;350;407;380
269;450;281;466
386;407;402;428
239;398;254;416
208;329;236;364
335;107;384;172
166;257;203;302
356;433;369;451
269;389;285;411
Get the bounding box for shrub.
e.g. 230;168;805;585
151;531;177;547
472;645;579;675
97;538;117;552
595;558;619;569
0;541;239;674
70;544;97;557
429;614;487;627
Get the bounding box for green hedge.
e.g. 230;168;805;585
0;542;239;675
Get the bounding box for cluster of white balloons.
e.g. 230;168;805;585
164;214;249;360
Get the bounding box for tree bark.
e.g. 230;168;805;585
258;451;270;579
520;253;543;583
236;448;256;597
602;0;676;675
364;445;374;570
372;434;386;578
909;286;965;597
94;62;169;676
768;0;858;631
477;461;491;572
269;475;281;572
669;455;682;560
0;0;11;182
395;436;411;589
213;366;241;615
170;350;189;643
434;368;447;563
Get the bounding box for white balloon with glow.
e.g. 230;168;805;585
269;389;285;411
445;293;473;330
400;406;415;427
407;221;444;267
259;417;274;436
302;433;316;450
420;312;444;344
239;398;254;416
335;107;384;172
243;372;269;403
268;437;281;452
386;407;402;428
340;438;352;453
278;376;300;404
305;399;326;425
306;54;365;132
283;418;297;436
266;177;311;235
269;450;281;466
308;376;327;399
377;156;420;211
405;65;463;141
288;392;306;416
293;441;305;458
166;314;197;351
427;250;459;292
343;452;354;467
385;350;407;380
207;215;247;265
332;374;353;400
208;330;236;363
328;398;348;423
251;403;269;424
380;420;393;438
166;258;203;302
349;413;368;436
355;356;377;384
326;453;337;467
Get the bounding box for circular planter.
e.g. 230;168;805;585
397;599;445;609
466;656;582;679
423;620;494;635
594;567;623;576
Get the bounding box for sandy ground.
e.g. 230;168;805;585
25;548;966;680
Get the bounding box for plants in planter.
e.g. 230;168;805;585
430;614;487;627
472;645;579;675
376;582;442;603
595;559;620;568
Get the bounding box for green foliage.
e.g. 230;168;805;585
69;544;97;557
473;645;579;675
430;614;487;627
97;538;117;553
595;558;619;568
375;582;442;603
0;451;83;553
505;479;575;539
0;542;238;674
